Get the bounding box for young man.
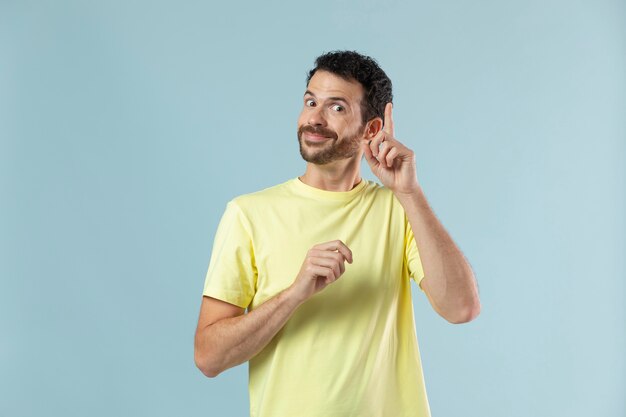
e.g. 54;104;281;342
194;50;481;417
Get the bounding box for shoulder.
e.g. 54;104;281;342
361;180;409;225
362;179;399;203
228;178;294;213
364;179;390;195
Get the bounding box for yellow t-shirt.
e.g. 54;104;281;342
203;177;431;417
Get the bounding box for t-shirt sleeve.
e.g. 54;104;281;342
202;200;257;308
404;212;426;292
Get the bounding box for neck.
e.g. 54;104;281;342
299;156;363;192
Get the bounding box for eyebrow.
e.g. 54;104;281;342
304;90;350;106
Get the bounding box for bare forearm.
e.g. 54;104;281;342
195;287;303;377
395;186;480;322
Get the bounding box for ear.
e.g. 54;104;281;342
362;117;383;140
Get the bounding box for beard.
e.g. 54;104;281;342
297;124;363;165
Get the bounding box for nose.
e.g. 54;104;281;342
308;106;327;127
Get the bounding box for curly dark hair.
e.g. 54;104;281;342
306;50;393;125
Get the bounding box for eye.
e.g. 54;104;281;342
331;104;345;112
305;99;316;107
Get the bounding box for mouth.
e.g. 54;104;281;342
303;132;332;142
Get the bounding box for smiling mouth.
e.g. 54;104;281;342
304;132;332;142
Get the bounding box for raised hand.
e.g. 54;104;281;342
362;103;421;195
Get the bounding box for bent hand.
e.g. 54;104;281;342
362;102;421;195
289;240;353;304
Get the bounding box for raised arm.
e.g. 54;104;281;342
362;103;481;324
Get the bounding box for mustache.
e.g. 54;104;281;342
298;125;338;140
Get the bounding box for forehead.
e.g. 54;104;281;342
306;70;364;104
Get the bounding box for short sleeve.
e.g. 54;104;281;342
404;213;426;292
202;200;257;308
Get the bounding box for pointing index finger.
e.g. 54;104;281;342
384;102;394;136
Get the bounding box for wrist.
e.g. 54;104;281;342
393;185;423;204
283;284;307;308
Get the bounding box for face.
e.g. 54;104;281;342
297;70;368;165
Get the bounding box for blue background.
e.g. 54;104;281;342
1;1;624;416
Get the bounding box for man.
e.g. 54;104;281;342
194;50;481;417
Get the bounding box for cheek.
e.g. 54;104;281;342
337;119;357;135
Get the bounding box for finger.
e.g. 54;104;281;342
309;256;343;277
309;265;336;282
309;249;346;267
362;140;380;170
384;103;394;136
377;142;394;168
309;250;346;272
369;130;385;157
385;147;399;168
315;240;353;263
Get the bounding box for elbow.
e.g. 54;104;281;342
195;355;221;378
194;347;222;378
448;299;481;324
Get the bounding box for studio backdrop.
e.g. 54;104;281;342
1;1;624;416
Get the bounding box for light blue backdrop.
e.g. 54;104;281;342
1;1;624;416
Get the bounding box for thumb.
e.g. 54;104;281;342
362;140;379;169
